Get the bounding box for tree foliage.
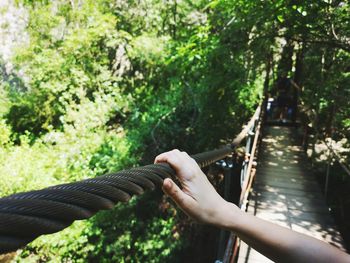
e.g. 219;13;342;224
0;0;348;261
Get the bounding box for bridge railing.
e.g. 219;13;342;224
215;105;264;263
298;104;350;197
0;104;263;255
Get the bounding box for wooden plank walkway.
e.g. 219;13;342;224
237;126;345;263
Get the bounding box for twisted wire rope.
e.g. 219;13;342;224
0;107;260;254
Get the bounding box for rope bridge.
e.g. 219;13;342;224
0;107;261;254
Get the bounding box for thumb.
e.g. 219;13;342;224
162;178;195;211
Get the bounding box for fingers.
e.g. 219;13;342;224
155;149;202;184
155;149;196;167
157;150;225;224
154;149;182;171
162;178;196;213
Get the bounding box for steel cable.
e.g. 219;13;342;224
0;150;231;254
0;107;260;254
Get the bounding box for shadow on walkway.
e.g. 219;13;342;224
238;126;345;263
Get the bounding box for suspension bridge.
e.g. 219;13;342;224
0;102;348;263
236;125;346;263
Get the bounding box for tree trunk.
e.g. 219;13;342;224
291;44;304;122
277;36;295;77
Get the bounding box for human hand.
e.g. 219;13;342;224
155;149;238;226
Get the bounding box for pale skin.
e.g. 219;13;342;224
155;149;350;263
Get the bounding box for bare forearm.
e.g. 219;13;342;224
219;202;350;263
156;151;350;263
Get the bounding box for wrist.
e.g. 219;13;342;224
214;201;244;231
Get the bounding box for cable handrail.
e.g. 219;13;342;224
219;105;263;263
0;106;261;254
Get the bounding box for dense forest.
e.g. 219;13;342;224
0;0;349;262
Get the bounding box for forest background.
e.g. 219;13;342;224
0;0;349;262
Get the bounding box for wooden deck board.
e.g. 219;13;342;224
237;126;346;263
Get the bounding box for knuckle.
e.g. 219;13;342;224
182;152;190;157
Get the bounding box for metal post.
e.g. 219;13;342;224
217;161;232;261
324;158;330;199
241;128;254;188
324;139;333;198
224;163;232;201
324;130;333;198
240;156;249;188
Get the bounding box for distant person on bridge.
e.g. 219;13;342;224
155;149;350;263
275;76;293;121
